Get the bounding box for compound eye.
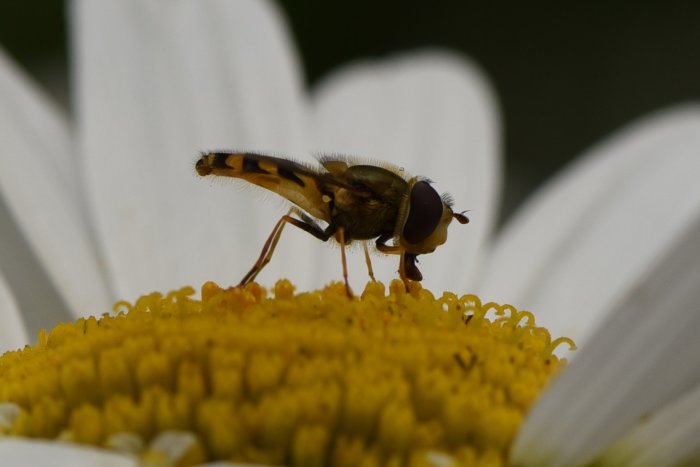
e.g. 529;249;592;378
402;181;443;244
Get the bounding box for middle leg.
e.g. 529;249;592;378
335;227;353;298
362;242;377;283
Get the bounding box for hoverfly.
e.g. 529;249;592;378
196;152;469;296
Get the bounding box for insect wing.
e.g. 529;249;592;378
319;159;407;203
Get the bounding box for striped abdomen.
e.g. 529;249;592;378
196;152;331;221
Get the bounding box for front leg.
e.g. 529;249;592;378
375;234;401;254
375;236;423;289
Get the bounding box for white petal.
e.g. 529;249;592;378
0;439;136;466
0;48;112;321
311;51;500;293
145;431;199;466
478;105;700;344
73;0;309;298
512;212;700;466
602;382;700;467
0;195;72;339
0;269;28;352
104;433;277;466
0;403;22;430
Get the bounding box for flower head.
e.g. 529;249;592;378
1;280;573;465
1;0;700;465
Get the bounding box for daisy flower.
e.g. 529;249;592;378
1;1;699;465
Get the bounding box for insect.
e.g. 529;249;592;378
196;152;469;296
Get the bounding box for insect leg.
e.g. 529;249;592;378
239;209;333;286
375;237;410;291
336;227;353;298
398;249;410;292
239;211;290;286
362;242;376;282
375;235;402;255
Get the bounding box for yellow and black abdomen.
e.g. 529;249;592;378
196;152;331;221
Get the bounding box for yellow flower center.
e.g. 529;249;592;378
0;280;574;466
